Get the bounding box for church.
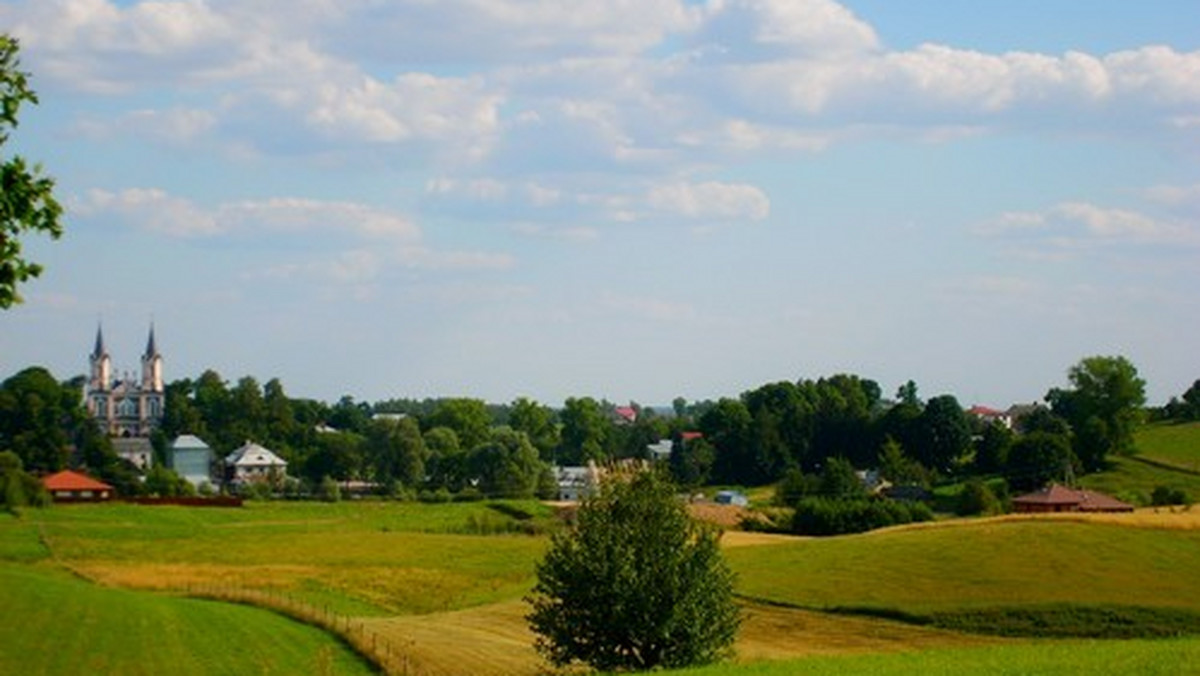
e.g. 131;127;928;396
85;324;165;453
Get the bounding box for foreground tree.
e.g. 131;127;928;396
527;469;739;672
1;35;63;308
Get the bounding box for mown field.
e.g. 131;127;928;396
1134;421;1200;473
0;563;374;675
4;492;1200;675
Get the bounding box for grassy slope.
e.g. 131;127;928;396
1134;422;1200;473
1080;455;1200;503
0;564;374;676
667;637;1200;676
34;500;551;615
726;519;1200;613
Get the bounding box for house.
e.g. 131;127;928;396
1012;484;1134;514
554;463;602;501
714;490;749;507
646;440;673;462
112;437;154;470
224;441;288;485
613;406;638;425
42;470;114;502
169;435;214;489
968;405;1014;430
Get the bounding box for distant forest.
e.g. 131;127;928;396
2;356;1199;501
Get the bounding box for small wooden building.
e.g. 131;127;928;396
1012;484;1133;514
42;470;114;502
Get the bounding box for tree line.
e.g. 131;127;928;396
0;354;1190;503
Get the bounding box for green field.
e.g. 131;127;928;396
1135;422;1200;473
5;493;1200;675
668;637;1200;676
726;518;1200;613
0;563;374;675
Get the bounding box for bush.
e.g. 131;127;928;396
454;486;485;502
418;487;453;503
956;478;1004;516
317;476;341;502
791;497;933;536
1151;485;1191;507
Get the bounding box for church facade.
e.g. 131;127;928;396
85;324;165;439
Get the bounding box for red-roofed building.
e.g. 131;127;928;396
1012;484;1133;514
42;470;114;502
613;406;638;425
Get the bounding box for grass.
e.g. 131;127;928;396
1135;421;1200;474
666;637;1200;676
0;563;375;676
1080;455;1200;505
31;500;553;616
726;518;1200;613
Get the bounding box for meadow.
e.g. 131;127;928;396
4;484;1200;674
1131;421;1200;473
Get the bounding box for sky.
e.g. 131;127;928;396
0;0;1197;408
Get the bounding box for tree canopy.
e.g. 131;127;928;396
1;35;63;308
527;469;739;672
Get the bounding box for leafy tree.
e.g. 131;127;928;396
1182;379;1200;421
467;427;543;498
558;397;611;465
302;431;364;484
365;416;426;487
698;398;752;485
956;478;1004;516
424;426;465;490
0;366;78;471
0;449;48;511
669;435;715;489
143;464;195;497
527;469;739;671
972;421;1013;475
1047;355;1146;471
877;437;929;488
1;35;63;308
508;396;560;459
1006;431;1076;491
428;397;492;451
818;456;865;499
912;394;971;473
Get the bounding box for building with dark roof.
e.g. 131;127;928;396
1012;484;1134;514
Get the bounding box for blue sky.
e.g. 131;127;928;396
1;0;1197;408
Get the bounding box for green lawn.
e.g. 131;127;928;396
1079;455;1200;504
27;500;552;616
667;637;1200;676
0;564;375;676
1135;422;1200;474
726;519;1200;613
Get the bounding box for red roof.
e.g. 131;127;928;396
1012;484;1082;505
42;470;113;492
1012;484;1133;512
681;431;703;441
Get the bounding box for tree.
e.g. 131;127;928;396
1006;431;1076;491
558;397;611;465
912;394;971;473
366;416;426;487
1180;379;1200;421
428;397;492;451
508;397;559;460
526;469;739;672
1;35;63;308
1047;355;1146;471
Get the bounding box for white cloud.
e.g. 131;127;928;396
647;181;770;221
77;187;220;237
979;200;1200;252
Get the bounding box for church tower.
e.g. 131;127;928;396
141;324;163;393
89;324;112;392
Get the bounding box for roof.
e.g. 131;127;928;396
1012;484;1083;506
968;405;1006;418
171;434;211;450
43;470;113;492
614;406;638;422
681;431;703;442
225;441;288;467
1012;484;1133;511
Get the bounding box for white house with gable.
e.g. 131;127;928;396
224;441;288;485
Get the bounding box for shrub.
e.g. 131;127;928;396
791;497;933;536
956;478;1004;516
1151;485;1191;507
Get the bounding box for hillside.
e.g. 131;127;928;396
1135;422;1200;473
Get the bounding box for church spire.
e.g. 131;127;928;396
92;323;107;359
144;322;159;358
